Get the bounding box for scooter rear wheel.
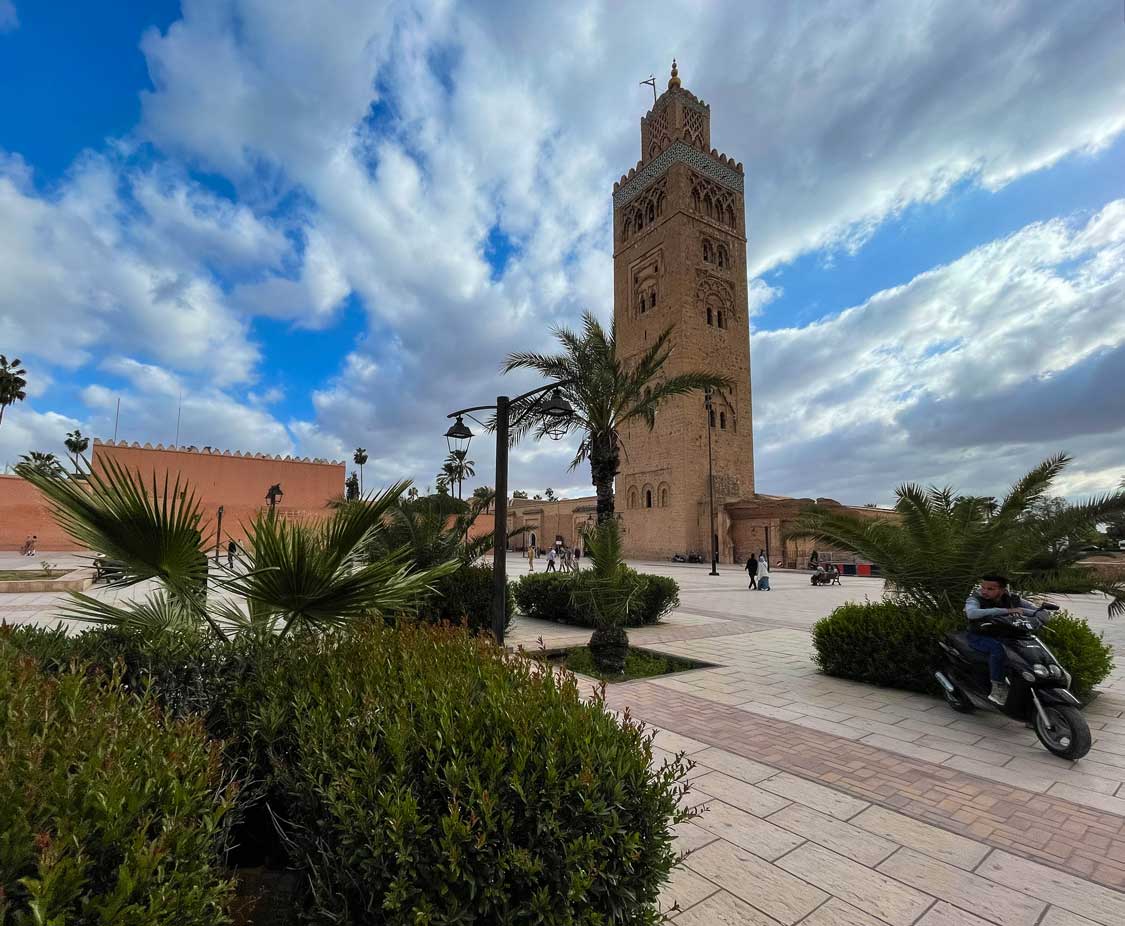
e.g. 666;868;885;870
1034;704;1091;760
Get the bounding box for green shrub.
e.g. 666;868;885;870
1038;612;1115;700
251;623;691;924
812;601;1115;699
0;641;235;923
812;601;962;693
513;570;678;628
416;563;515;634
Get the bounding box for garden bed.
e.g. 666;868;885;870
0;568;93;593
534;644;714;682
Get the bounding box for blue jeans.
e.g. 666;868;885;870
967;633;1006;682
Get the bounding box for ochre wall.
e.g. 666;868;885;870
0;441;345;551
0;474;83;551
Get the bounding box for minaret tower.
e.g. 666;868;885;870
613;61;754;562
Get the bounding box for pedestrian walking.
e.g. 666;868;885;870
25;535;38;557
227;539;237;569
757;555;771;591
527;544;535;572
19;534;32;556
546;547;557;572
746;553;758;590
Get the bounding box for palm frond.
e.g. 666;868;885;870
57;589;199;635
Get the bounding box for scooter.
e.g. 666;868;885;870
934;602;1092;760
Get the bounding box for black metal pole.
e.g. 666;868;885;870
491;395;510;645
706;393;719;575
214;506;224;564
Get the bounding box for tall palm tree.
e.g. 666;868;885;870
64;429;90;473
353;447;368;494
443;449;475;500
17;458;457;641
19;451;66;477
0;355;28;427
788;454;1125;616
503;311;731;522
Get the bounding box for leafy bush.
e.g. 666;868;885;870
513;570;678;628
416;563;514;635
812;601;963;694
0;641;235;923
251;623;691;924
812;601;1115;699
1038;612;1115;700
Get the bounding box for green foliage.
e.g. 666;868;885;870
514;570;678;628
241;624;691;924
555;645;701;682
812;601;1115;700
365;490;500;570
0;640;235;923
789;455;1125;616
1038;613;1115;700
416;563;514;635
503;311;731;522
811;601;961;694
0;354;28;425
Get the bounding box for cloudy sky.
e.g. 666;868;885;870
1;0;1123;503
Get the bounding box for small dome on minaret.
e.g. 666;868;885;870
668;58;681;89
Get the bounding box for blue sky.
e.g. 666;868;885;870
1;1;1123;503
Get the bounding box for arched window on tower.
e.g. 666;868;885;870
706;306;713;326
704;195;714;219
717;310;725;329
656;192;665;217
628;487;639;510
622;217;632;240
702;239;713;263
645;489;653;509
692;189;701;212
727;205;736;228
647;201;656;224
720;412;727;430
709;408;716;428
717;244;728;268
659;484;669;507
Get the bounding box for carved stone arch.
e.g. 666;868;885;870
697;276;736;329
627;486;639;510
642;483;655;509
702;238;713;264
658;482;671;508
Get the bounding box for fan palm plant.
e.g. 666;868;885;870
17;458;457;641
19;451;66;477
788;454;1125;616
443;449;475;500
503;311;731;522
0;354;27;427
572;518;638;673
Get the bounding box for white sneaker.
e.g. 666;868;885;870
987;682;1009;706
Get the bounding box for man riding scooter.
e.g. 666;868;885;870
965;573;1050;705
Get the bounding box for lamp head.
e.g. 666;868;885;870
444;415;474;454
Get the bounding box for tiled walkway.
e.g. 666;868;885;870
5;552;1125;923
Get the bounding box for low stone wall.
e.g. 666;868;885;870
0;568;94;593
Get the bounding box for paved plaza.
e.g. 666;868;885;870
3;552;1125;923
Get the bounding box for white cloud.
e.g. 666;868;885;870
0;1;17;33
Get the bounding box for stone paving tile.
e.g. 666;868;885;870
659;864;718;917
766;803;898;866
692;770;794;816
673;820;720;856
692;797;806;861
1037;908;1103;926
1047;783;1125;816
671;889;785;925
976;850;1125;926
682;840;828;925
653;729;713;755
757;772;870;820
775;843;933;926
858;733;955;764
798;897;896;926
850;806;991;870
915;901;996;926
877;848;1045;926
690;746;777;783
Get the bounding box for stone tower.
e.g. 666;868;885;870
613;61;754;562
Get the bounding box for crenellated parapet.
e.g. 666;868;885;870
91;438;344;467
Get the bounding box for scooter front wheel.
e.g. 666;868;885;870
1034;704;1091;760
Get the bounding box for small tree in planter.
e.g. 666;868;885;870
572;518;636;673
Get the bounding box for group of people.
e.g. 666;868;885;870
810;563;842;586
526;542;581;573
18;534;38;556
745;550;771;590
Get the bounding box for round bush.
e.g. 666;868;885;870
812;601;1115;699
513;571;679;628
251;623;690;924
416;563;515;634
0;641;236;923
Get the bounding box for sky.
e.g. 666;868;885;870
1;0;1124;505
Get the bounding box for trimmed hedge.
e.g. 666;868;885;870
513;570;679;628
417;563;515;635
240;624;691;923
812;601;1114;698
0;640;235;923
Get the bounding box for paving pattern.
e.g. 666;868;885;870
4;551;1125;923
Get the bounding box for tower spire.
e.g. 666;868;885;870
668;58;681;89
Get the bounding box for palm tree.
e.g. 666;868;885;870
788;454;1125;616
0;355;28;427
16;458;457;641
64;429;90;473
544;487;556;501
19;451;66;477
353;447;368;494
442;449;475;500
407;486;420;503
572;518;637;673
504;312;731;522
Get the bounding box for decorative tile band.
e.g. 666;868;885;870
613;141;744;208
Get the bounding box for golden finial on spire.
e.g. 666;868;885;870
668;58;681;89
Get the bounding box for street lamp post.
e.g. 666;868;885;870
214;505;224;564
704;389;719;576
445;381;574;645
